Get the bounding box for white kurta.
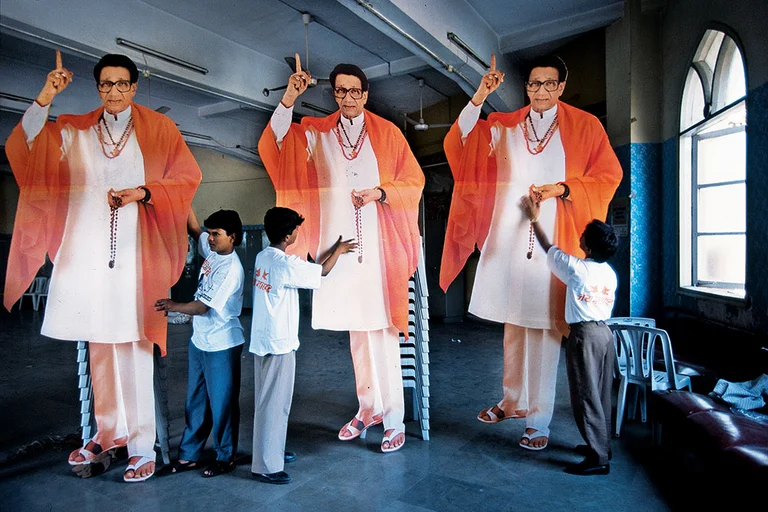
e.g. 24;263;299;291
23;104;143;342
461;104;565;329
271;107;389;331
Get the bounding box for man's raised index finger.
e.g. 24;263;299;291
295;53;302;74
490;54;496;72
56;49;62;70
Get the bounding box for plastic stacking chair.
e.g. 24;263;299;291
606;317;656;327
35;277;50;310
609;325;692;437
18;277;47;311
605;317;656;378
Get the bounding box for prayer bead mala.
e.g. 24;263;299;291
353;194;364;263
96;114;134;159
108;195;122;269
523;112;559;155
334;119;368;160
527;189;543;260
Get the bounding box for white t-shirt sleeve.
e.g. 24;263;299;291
457;100;482;140
22;102;51;144
284;255;322;290
270;102;294;143
547;245;583;284
198;231;212;259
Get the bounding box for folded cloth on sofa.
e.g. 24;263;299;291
710;374;768;410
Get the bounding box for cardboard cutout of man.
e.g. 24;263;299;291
4;51;201;481
441;54;622;450
258;56;424;453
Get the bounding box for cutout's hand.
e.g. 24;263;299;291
282;53;312;107
529;183;564;202
37;50;74;106
472;54;504;105
350;188;381;208
107;187;145;208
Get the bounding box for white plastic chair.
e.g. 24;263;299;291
606;317;656;327
609;324;692;437
18;277;47;311
36;277;50;310
605;317;656;378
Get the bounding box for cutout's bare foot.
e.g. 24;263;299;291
69;440;103;465
124;456;155;482
519;428;548;451
477;405;527;423
69;436;127;466
381;429;405;453
338;413;383;441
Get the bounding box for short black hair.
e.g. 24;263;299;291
204;210;243;246
582;220;618;263
93;54;139;84
264;207;304;244
330;63;369;92
526;54;568;82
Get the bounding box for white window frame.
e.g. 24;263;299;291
678;29;747;300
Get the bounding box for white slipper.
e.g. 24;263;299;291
338;415;383;441
68;443;123;466
519;430;549;451
381;429;405;453
68;447;97;466
123;456;155;483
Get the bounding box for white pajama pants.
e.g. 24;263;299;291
89;340;156;459
349;327;405;432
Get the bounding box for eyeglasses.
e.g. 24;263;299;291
333;87;364;99
525;80;560;92
97;80;133;93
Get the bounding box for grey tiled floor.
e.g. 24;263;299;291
0;307;680;511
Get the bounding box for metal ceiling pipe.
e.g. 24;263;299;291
354;0;475;90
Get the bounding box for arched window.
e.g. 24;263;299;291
679;29;746;298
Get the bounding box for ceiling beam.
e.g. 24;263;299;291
365;55;431;81
499;2;624;53
335;0;523;113
198;101;241;118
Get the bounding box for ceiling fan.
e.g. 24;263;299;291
263;12;330;97
404;79;452;131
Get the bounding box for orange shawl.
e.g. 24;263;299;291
258;109;424;338
440;101;622;292
4;103;202;354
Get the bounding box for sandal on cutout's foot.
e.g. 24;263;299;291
338;414;383;441
381;429;405;453
476;405;527;424
519;429;549;451
123;456;155;483
68;441;124;466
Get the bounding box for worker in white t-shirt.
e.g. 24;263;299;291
520;195;618;476
155;208;246;478
250;207;355;485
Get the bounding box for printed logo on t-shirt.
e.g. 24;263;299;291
253;268;273;293
197;258;215;298
577;284;614;306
